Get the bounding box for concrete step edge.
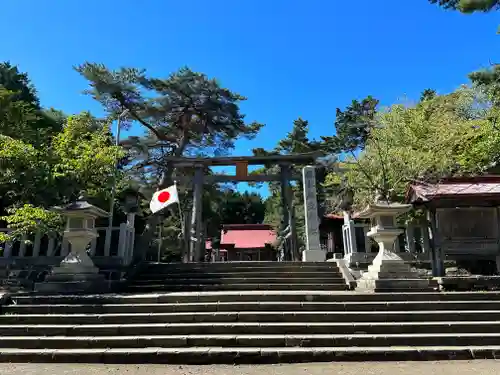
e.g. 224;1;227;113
12;292;500;304
0;346;498;364
2;320;500;328
9;300;500;308
143;263;340;265
127;279;348;290
3;332;500;339
138;263;340;273
132;277;346;281
131;281;347;285
138;273;343;276
12;291;500;297
4;309;500;318
8;302;500;312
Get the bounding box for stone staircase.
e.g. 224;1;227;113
1;262;500;363
126;261;350;292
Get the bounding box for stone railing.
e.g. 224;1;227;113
0;224;135;268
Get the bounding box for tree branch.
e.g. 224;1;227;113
348;150;379;196
112;92;165;141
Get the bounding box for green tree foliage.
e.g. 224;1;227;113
420;89;438;102
319;96;380;213
470;65;500;106
429;0;500;12
1;113;123;210
0;63;63;143
213;190;265;225
322;96;379;153
0;62;39;107
342;86;500;208
0;63;124;243
0;205;63;244
429;0;500;134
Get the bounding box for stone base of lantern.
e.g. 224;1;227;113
35;251;107;294
356;250;436;292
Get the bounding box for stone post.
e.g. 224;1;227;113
127;213;136;229
428;208;444;277
302;166;324;262
117;223;128;260
342;211;357;264
35;196;109;294
405;222;416;253
356;200;435;292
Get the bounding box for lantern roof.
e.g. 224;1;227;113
52;194;109;218
356;200;412;219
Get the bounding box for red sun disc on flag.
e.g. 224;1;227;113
157;191;171;203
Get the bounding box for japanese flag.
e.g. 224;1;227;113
149;185;179;214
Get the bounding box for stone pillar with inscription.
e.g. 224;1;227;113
302;166;325;262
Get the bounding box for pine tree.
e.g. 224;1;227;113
76;63;264;253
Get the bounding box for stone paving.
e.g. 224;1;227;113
1;361;500;375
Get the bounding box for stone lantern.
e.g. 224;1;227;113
355;199;434;292
35;195;109;294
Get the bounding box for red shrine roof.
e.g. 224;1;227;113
406;175;500;203
206;224;277;250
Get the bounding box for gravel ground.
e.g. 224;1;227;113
2;361;500;375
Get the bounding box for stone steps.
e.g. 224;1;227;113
141;268;342;274
7;300;500;314
1;310;499;325
12;291;500;305
4;289;500;363
144;271;335;280
0;321;500;336
131;278;347;285
126;284;349;292
144;261;339;267
3;260;500;364
2;333;500;349
128;262;349;292
143;264;342;269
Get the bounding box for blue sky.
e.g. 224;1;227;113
2;0;499;194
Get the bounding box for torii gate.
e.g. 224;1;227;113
162;152;324;262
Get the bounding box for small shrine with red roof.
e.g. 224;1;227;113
206;224;277;262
